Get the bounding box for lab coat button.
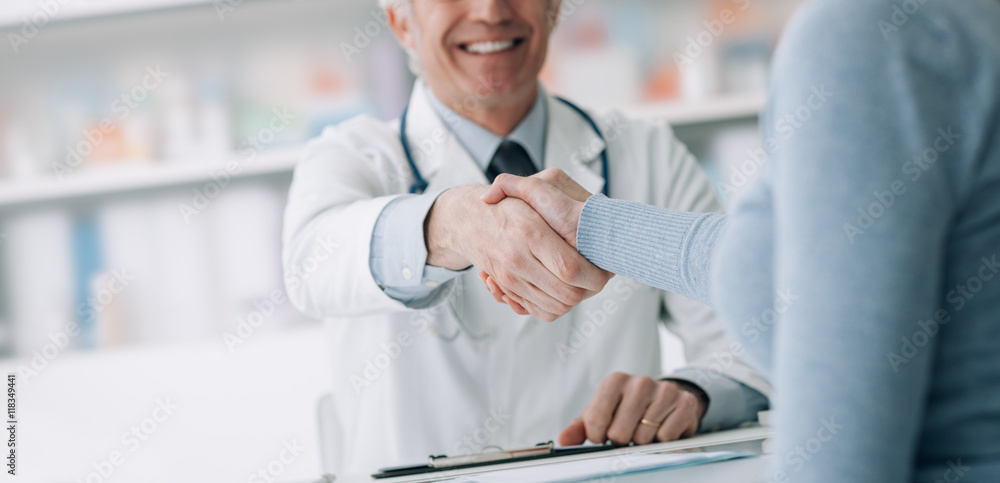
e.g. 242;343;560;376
424;280;439;287
402;267;414;280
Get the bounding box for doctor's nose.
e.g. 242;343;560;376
466;0;515;25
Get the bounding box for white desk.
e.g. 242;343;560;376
572;455;768;483
335;427;771;483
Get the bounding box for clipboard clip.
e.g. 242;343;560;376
429;441;555;468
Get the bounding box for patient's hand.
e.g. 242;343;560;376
559;372;706;446
479;169;607;315
480;168;591;248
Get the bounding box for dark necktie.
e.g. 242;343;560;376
486;140;538;183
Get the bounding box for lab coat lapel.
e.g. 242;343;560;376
404;81;489;192
542;97;607;196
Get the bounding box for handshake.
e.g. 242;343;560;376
427;169;707;445
426;168;609;322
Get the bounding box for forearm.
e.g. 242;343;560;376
577;195;725;305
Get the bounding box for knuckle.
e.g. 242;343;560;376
563;287;586;307
606;427;631;445
677;391;697;409
631;376;657;394
495;271;517;290
607;372;630;386
633;431;653;445
581;407;608;429
556;260;582;284
656;382;677;401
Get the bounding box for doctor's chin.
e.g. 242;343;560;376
4;0;1000;482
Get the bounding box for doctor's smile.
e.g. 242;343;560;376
15;0;1000;481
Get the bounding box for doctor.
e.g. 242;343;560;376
282;0;769;475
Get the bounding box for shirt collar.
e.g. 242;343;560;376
425;84;548;172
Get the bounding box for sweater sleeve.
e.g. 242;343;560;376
576;194;725;306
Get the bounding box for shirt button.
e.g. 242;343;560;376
424;280;439;287
402;267;414;280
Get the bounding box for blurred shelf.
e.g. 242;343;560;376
0;148;301;210
0;0;368;29
623;93;765;125
0;0;212;29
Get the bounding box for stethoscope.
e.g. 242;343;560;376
399;96;610;196
398;96;610;341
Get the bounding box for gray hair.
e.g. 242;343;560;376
379;0;562;76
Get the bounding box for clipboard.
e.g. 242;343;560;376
371;441;621;479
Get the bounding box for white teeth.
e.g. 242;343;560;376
464;40;515;54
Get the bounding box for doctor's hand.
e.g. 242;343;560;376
559;373;707;447
479;169;602;315
480;168;590;248
425;185;611;322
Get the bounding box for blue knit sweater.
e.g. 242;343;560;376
577;1;1000;481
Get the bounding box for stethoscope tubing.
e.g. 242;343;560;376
400;97;610;197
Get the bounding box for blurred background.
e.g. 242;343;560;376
0;0;802;481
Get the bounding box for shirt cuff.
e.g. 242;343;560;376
665;368;769;433
370;190;468;307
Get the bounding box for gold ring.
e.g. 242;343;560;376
640;418;662;428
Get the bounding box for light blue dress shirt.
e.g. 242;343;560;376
369;85;547;306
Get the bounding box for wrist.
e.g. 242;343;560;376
425;186;483;270
663;378;709;422
567;199;585;249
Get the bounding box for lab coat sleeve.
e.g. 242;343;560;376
626;115;772;427
282;116;454;318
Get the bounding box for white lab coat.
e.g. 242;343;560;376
282;81;769;476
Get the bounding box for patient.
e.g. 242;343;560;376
482;0;1000;481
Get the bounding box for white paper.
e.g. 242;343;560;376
450;451;750;483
